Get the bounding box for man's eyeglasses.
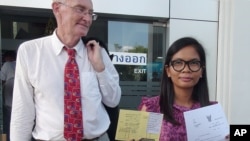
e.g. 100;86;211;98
168;59;202;72
59;2;98;21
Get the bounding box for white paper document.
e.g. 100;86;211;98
184;103;229;141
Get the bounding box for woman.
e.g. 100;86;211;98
138;37;213;140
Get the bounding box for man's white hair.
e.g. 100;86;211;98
52;0;65;2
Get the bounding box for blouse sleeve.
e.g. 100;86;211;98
138;96;160;112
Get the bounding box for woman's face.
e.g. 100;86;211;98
166;46;203;90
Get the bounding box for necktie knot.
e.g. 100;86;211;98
64;47;76;58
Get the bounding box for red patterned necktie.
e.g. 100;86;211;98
64;48;83;141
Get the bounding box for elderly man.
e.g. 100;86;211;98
10;0;121;141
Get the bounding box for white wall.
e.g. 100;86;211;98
0;0;170;18
230;0;250;124
0;0;51;9
170;0;219;21
217;0;250;124
92;0;169;18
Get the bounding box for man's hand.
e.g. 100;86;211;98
85;40;105;72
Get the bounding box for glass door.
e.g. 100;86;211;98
107;20;167;109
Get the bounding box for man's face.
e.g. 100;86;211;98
56;0;94;37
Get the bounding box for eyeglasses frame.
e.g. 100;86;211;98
166;59;203;72
58;2;98;21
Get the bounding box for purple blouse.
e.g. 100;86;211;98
138;96;215;141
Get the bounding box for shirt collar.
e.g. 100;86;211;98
51;29;85;58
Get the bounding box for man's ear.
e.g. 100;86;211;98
52;2;61;15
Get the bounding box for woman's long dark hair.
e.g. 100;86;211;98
159;37;210;124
